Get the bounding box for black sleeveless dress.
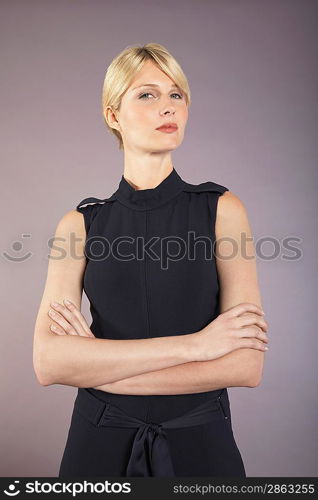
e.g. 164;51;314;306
58;167;246;477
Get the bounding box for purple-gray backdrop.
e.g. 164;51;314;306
1;0;317;477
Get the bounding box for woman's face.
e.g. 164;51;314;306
110;60;188;153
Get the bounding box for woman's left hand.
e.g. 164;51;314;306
48;299;95;338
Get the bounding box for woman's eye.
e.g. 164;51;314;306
138;92;183;100
139;92;154;99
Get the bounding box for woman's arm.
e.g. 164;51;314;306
215;190;267;384
33;210;198;388
92;191;268;395
93;349;259;395
42;331;198;388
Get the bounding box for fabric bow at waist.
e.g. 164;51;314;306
74;388;228;477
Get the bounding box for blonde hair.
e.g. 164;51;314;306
101;42;191;150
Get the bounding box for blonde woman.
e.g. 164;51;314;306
33;43;269;477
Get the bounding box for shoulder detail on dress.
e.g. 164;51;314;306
76;194;117;235
182;181;229;194
76;193;117;210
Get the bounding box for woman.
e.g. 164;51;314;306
33;43;269;477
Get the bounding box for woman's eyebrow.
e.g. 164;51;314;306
131;83;179;91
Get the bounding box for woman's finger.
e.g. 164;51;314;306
225;302;265;318
50;302;87;336
238;326;269;344
50;323;68;336
63;299;95;338
48;307;78;335
49;301;94;338
235;313;268;332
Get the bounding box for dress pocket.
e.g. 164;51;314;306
217;393;229;420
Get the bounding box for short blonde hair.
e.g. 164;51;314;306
101;42;191;150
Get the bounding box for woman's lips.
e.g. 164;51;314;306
156;126;178;133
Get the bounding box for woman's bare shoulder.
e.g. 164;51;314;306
55;209;85;233
217;190;249;221
215;190;252;242
50;209;87;254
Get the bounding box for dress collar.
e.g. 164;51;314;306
114;167;186;211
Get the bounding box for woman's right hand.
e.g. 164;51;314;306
194;302;269;362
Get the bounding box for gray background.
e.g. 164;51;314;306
1;0;317;476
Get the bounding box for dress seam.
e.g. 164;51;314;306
144;208;151;421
